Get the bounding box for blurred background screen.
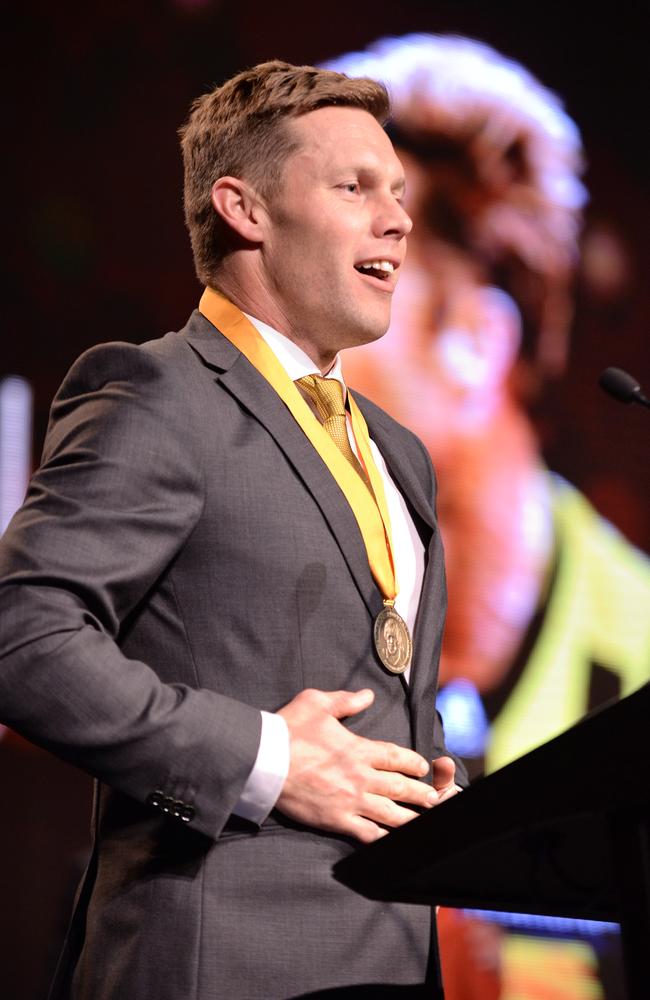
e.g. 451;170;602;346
2;3;648;998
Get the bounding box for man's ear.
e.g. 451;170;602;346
210;177;267;244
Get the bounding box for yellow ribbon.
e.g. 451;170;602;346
199;287;398;603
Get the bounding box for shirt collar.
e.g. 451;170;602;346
243;312;346;394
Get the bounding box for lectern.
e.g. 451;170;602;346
334;683;650;998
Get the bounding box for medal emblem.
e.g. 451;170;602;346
374;605;412;675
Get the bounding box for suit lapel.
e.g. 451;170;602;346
183;311;383;621
351;397;444;702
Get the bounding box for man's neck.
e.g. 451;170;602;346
211;275;336;375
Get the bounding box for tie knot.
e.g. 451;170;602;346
296;375;346;421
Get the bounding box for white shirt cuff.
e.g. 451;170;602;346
231;710;290;825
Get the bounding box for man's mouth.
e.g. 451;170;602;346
354;259;396;282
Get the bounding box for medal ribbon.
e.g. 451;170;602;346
199;287;398;603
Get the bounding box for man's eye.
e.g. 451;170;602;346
342;183;359;194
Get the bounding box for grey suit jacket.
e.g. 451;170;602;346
0;310;458;999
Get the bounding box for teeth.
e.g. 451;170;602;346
358;260;394;273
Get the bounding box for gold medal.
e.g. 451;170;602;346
374;604;412;675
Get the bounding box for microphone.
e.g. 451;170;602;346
599;367;650;409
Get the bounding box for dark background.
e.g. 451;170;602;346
2;2;649;997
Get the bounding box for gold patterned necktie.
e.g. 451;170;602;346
295;375;371;487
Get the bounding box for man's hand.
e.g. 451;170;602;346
432;755;461;802
276;687;441;844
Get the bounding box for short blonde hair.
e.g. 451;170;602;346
179;60;389;285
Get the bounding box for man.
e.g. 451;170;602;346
326;35;650;997
0;61;463;998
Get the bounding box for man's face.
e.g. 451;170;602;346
258;106;411;368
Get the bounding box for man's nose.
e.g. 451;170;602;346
374;196;412;239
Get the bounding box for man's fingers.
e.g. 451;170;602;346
436;784;461;804
318;687;375;720
432;755;456;791
370;771;437;808
361;793;421;828
368;740;430;778
345;816;390;845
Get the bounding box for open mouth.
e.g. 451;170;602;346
354;260;396;282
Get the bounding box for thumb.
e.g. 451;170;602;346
322;688;375;721
432;755;456;791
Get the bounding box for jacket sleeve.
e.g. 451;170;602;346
0;341;262;840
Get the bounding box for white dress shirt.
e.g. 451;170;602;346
232;314;425;823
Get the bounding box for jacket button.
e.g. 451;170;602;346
147;790;165;809
179;804;195;823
